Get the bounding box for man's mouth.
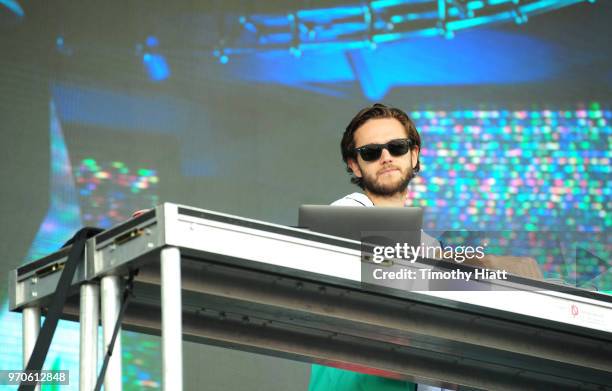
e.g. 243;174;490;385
378;167;400;176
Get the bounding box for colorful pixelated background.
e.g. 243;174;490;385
0;1;610;390
409;103;610;288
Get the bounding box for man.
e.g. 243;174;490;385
308;103;542;391
332;103;542;281
308;103;444;391
333;103;440;250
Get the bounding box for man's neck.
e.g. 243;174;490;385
364;189;407;207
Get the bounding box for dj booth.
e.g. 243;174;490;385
9;203;612;390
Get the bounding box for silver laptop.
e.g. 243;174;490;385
298;205;423;248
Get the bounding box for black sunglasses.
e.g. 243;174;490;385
354;138;414;162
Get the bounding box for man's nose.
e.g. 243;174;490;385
379;147;393;163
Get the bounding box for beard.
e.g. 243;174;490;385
361;164;413;196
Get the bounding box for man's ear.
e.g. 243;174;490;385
347;158;363;178
411;146;420;169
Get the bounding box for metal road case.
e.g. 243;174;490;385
9;203;612;390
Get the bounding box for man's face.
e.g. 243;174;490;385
348;118;419;196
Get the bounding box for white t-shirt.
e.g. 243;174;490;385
331;192;375;207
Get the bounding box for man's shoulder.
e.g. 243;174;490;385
330;192;374;207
